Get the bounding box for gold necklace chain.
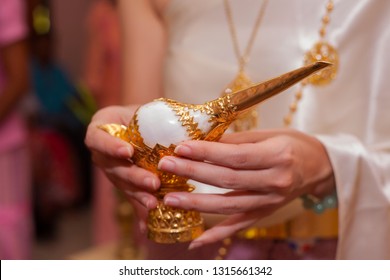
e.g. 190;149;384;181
284;0;338;127
216;0;338;260
223;0;269;71
319;0;335;40
223;0;269;132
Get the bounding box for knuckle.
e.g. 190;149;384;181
124;170;135;184
279;143;294;167
183;197;197;211
219;170;241;189
272;172;294;192
197;145;208;159
219;200;240;214
125;169;148;188
182;161;197;178
229;150;249;168
104;167;117;180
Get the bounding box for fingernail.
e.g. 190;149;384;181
158;158;176;172
117;146;133;158
144;177;158;190
164;195;181;207
141;196;151;209
139;220;146;233
174;144;192;156
188;241;202;250
124;190;134;198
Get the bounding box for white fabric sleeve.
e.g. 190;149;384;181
317;133;390;259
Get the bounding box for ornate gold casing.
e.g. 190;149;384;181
304;42;339;86
99;61;331;244
99;121;206;243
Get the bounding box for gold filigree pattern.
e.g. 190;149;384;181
148;201;204;243
304;42;339;86
161;98;207;140
161;97;238;142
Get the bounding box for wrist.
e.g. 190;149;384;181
301;191;337;214
301;135;337;213
301;163;337;213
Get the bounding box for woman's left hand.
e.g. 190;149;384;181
157;129;335;249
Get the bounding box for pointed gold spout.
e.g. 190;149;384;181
200;61;331;140
224;61;331;113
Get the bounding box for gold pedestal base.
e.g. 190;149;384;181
147;202;204;243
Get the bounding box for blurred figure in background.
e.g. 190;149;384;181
0;0;33;259
83;0;121;246
28;2;95;240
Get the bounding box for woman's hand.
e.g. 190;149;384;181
157;129;336;248
84;106;161;229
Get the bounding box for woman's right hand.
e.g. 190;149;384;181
84;105;161;228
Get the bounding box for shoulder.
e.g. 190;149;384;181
150;0;171;17
0;0;27;46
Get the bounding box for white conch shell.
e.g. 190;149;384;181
136;100;213;148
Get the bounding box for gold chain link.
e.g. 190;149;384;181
223;0;269;71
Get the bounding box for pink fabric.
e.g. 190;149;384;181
92;169;119;244
0;0;31;259
0;0;28;152
83;0;121;108
0;145;32;260
84;0;121;245
0;202;33;260
0;0;27;46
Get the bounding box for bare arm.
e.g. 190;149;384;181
118;0;167;105
0;40;29;122
83;8;104;105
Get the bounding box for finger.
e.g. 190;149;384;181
158;156;291;191
219;129;279;144
121;187;158;210
173;139;281;170
128;198;149;233
85;105;137;159
189;212;260;249
109;173;159;209
129;198;149;220
91;105;135;124
163;191;282;214
85;122;134;159
94;153;160;191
